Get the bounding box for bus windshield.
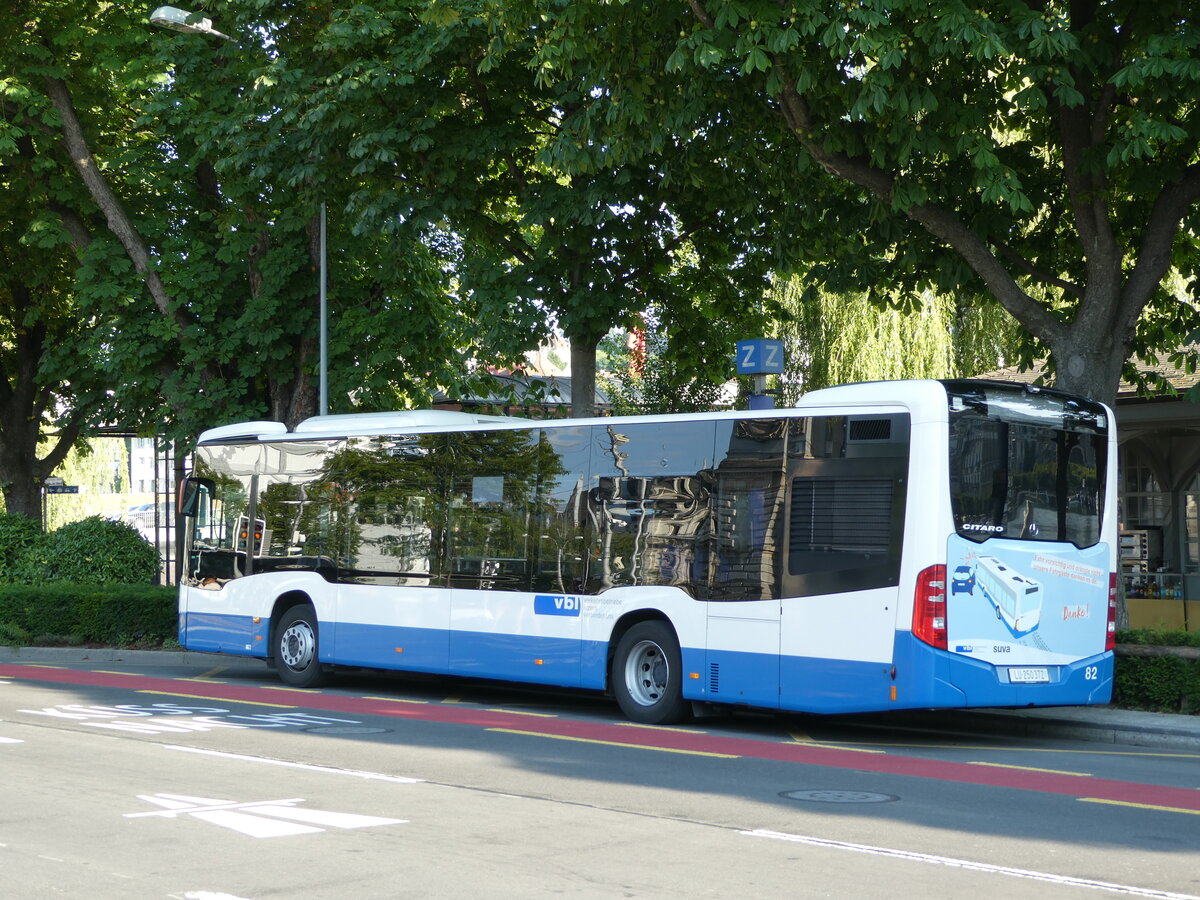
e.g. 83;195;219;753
945;381;1108;548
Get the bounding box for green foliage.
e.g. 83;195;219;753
1113;629;1200;713
0;620;30;647
9;516;160;586
772;275;1024;399
1116;629;1200;648
0;584;177;647
1113;654;1200;713
599;315;735;415
0;514;41;579
486;0;1200;404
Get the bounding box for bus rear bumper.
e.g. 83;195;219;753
893;633;1114;710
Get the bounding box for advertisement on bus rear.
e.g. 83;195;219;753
945;534;1109;666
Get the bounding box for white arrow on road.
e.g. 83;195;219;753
126;793;407;839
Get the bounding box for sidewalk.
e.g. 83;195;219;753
2;645;1198;750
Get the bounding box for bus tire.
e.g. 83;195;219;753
612;621;689;725
274;603;325;688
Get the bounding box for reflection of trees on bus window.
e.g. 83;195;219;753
320;436;442;586
445;430;547;592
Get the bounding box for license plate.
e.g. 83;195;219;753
1008;667;1050;684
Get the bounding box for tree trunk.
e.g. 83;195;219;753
569;338;599;418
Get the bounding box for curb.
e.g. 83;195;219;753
839;706;1200;751
0;645;261;669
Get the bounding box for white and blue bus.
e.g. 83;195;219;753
177;379;1118;723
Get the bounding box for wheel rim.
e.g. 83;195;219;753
623;639;669;707
280;619;316;671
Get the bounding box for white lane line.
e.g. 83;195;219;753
743;829;1200;900
0;737;23;744
161;744;422;784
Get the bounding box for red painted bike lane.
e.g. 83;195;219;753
4;663;1197;813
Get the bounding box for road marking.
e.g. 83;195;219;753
815;739;1200;760
1079;798;1200;816
618;722;704;733
0;737;25;744
787;733;886;754
486;708;557;717
162;744;423;783
136;689;298;708
743;829;1200;899
490;727;740;758
967;761;1092;777
126;793;406;839
362;695;428;704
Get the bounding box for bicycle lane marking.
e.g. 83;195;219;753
3;662;1199;813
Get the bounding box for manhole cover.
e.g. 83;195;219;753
304;726;390;735
781;790;898;804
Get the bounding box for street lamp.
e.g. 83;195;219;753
149;6;329;416
149;6;232;41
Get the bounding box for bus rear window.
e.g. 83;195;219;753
946;383;1107;548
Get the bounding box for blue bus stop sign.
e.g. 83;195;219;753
736;339;785;375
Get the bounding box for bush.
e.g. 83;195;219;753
0;583;177;646
10;515;160;585
0;513;41;580
1113;629;1200;713
0;619;30;646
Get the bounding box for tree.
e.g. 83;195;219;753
247;0;775;415
772;276;1025;401
489;0;1200;405
0;2;147;519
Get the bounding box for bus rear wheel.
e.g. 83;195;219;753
612;621;689;725
274;603;326;688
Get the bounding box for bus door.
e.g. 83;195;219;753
706;439;784;709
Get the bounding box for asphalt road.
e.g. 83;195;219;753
1;653;1199;899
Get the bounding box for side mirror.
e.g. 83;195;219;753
178;477;214;518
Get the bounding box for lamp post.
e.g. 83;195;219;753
150;6;329;416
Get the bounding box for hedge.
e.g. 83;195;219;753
0;583;177;647
1113;629;1200;714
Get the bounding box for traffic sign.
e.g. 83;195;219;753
45;485;79;494
735;339;785;375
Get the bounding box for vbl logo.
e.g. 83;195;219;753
534;594;581;617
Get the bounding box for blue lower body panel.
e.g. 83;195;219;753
181;612;267;657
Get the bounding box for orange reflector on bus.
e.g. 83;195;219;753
395;648;404;653
890;686;897;701
689;672;700;679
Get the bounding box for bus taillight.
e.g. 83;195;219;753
1106;573;1118;651
913;565;948;649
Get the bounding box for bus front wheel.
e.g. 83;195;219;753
612;621;689;725
274;603;326;688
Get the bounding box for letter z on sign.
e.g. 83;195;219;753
534;595;581;617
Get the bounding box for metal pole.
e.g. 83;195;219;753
319;201;328;416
